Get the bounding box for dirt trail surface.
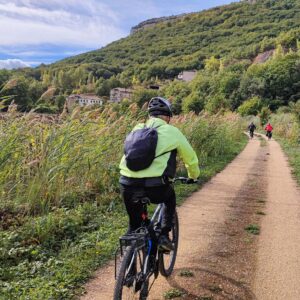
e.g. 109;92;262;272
253;138;300;299
81;136;300;300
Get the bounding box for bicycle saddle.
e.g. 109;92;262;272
132;190;150;204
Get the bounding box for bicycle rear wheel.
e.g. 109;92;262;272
113;245;149;300
158;210;179;277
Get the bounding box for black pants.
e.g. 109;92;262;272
120;184;176;235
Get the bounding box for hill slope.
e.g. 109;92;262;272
53;0;300;79
1;0;299;113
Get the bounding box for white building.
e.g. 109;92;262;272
66;94;103;111
178;70;197;82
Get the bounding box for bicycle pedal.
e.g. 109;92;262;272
134;282;142;292
158;245;172;253
135;276;144;292
124;275;135;288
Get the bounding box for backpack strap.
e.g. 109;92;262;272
155;150;172;159
148;122;171;158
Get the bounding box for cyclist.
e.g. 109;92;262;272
265;122;273;139
248;122;256;138
119;97;200;252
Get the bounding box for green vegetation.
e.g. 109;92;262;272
0;0;299;114
256;211;266;215
0;106;247;299
257;199;266;204
208;286;223;293
269;112;300;184
179;269;194;277
245;224;260;235
164;288;185;299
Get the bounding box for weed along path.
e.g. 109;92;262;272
81;136;300;300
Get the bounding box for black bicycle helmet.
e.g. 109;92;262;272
148;97;172;117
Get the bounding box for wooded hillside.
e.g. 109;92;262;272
0;0;299;113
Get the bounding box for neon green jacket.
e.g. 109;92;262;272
119;117;200;180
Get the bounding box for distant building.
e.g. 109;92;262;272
177;70;197;82
66;94;103;111
110;88;133;103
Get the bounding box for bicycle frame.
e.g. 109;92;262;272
142;203;163;276
114;177;197;299
115;203;163;280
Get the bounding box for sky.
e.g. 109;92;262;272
0;0;239;69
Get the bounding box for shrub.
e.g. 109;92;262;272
259;107;272;126
237;96;262;116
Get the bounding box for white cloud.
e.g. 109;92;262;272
0;0;126;48
0;59;30;69
0;0;239;64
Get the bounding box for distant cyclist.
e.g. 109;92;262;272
265;123;273;140
248;122;256;138
119;97;200;251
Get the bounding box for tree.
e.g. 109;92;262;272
273;44;285;59
28;80;45;104
96;78;110;96
132;75;140;85
182;92;205;114
259;107;272;126
204;56;220;73
0;76;31;110
87;72;95;85
289;100;300;122
55;95;66;112
73;66;87;87
237;96;262;116
205;94;229;114
58;70;73;92
276;29;300;49
162;81;191;114
132;88;159;107
0;70;10;88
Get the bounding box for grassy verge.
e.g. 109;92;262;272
268;113;300;185
0;109;247;299
275;138;300;185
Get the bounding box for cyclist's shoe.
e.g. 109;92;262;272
158;235;174;252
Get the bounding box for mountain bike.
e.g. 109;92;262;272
113;177;197;300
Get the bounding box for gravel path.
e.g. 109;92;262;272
253;138;300;299
81;136;300;300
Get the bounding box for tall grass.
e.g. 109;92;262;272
269;113;300;184
0;107;245;217
0;107;139;216
270;113;299;145
0;106;246;299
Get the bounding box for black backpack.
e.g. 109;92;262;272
249;124;256;131
124;125;167;171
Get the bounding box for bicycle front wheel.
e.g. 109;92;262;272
158;210;179;277
113;245;149;300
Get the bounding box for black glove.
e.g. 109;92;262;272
186;178;197;184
